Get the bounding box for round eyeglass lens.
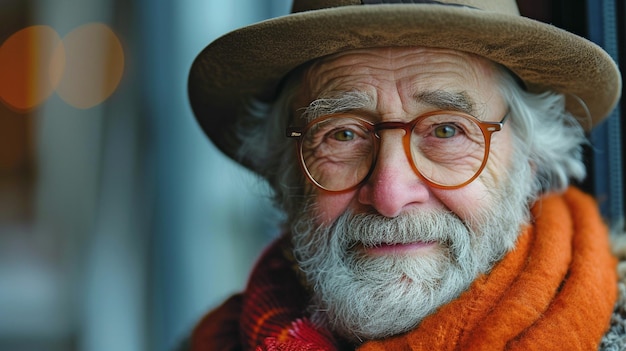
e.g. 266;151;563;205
300;116;375;191
409;113;487;186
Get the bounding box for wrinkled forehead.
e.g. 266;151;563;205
293;47;506;118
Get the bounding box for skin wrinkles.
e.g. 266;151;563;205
300;90;478;123
302;48;497;119
294;46;511;228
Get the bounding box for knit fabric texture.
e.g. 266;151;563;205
190;187;618;350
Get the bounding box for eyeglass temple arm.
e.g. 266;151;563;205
499;110;510;124
485;110;510;132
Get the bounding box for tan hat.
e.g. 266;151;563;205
188;0;621;170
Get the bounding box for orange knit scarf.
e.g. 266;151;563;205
191;188;617;350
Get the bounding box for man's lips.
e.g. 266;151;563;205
359;241;438;256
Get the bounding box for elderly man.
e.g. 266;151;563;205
186;0;624;350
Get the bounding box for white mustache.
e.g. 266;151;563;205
327;209;472;260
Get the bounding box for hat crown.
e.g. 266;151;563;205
291;0;520;15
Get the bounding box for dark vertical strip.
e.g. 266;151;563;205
586;0;624;225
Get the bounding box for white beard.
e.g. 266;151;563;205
290;157;533;343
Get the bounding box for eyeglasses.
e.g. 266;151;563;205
286;110;509;192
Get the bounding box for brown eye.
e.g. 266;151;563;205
333;129;355;141
434;124;457;138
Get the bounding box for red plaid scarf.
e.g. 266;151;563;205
191;188;617;350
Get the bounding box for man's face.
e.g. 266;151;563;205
289;47;531;342
295;47;513;238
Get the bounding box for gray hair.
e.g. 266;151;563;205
496;70;588;201
236;72;307;218
237;66;588;220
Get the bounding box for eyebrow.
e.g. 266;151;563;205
299;91;374;122
298;89;476;122
414;90;475;115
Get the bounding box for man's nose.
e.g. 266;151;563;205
357;130;431;217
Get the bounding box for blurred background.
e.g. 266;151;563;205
0;0;289;350
0;1;622;351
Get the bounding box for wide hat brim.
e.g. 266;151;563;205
188;4;622;171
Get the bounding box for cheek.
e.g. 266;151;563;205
312;190;357;225
434;129;514;224
484;127;515;185
431;182;492;224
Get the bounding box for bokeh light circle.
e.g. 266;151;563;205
0;25;62;111
53;23;125;109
